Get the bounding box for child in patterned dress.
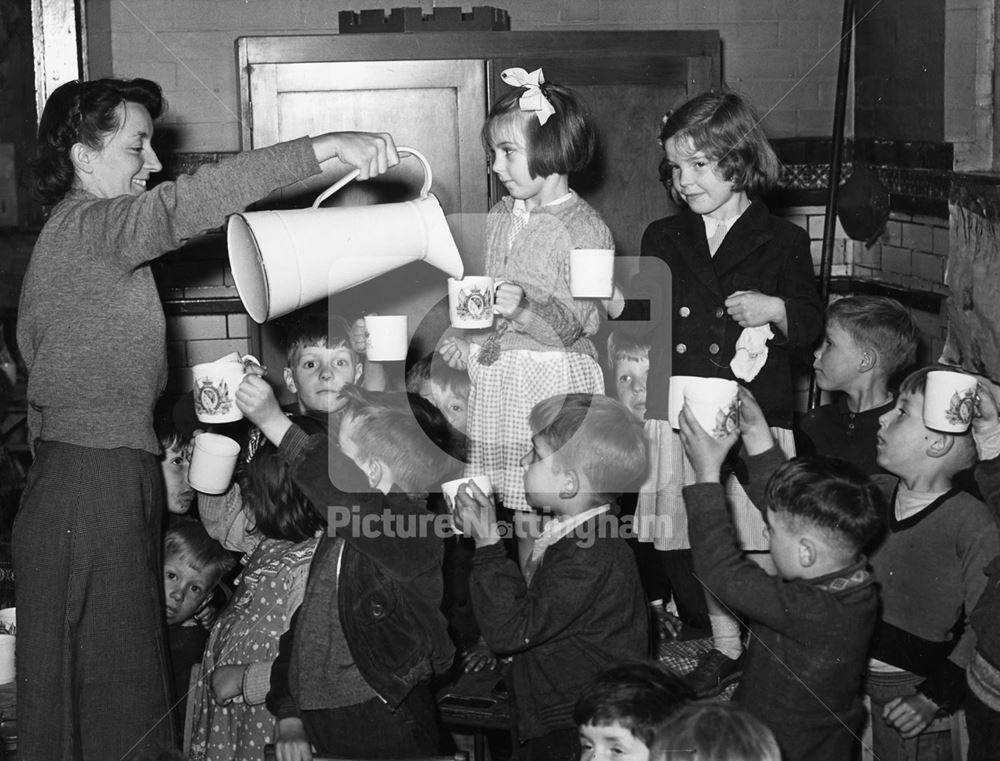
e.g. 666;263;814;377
440;67;611;567
186;416;325;761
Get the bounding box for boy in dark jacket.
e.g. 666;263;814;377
238;380;456;757
678;387;883;761
454;394;649;761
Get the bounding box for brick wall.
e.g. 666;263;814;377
850;212;949;361
106;0;849;151
772;204;949;410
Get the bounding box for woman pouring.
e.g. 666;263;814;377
16;76;398;760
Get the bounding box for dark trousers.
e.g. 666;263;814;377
302;683;440;757
14;442;175;761
967;688;1000;761
661;549;710;633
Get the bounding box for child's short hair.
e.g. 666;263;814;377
240;415;327;543
659;90;780;199
529;393;648;501
482;77;595;177
163;518;236;583
573;661;694;747
153;395;189;451
606;331;651;371
651;701;781;761
898;366;979;471
827;295;920;379
280;309;355;366
428;359;471;401
407;351;470;401
765;457;884;555
340;385;453;494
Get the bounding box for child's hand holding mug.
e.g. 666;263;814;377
438;336;471;370
453;480;503;548
736;387;774;456
349;316;369;355
493;281;526;319
678;402;738;484
236;375;291;446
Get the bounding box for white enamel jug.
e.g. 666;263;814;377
227;147;465;323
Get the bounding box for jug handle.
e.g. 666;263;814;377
312;146;432;209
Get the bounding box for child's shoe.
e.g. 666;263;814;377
684;648;742;697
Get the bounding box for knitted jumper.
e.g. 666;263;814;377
484;192;612;357
17;137;319;453
869;476;999;709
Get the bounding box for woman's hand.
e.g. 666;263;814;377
678;404;738;483
274;717;314;761
438;337;470;370
311;132;400;180
725;290;786;332
210;664;246;705
494;282;525;319
883;693;940;738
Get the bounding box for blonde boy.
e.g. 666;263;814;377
455;393;649;760
800;295;920;474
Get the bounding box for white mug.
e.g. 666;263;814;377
192;354;262;424
448;276;503;329
569;248;615;298
683;378;739;439
440;475;494;535
364;315;409;361
923;370;978;433
187;433;241;495
667;376;700;429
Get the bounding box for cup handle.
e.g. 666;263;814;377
240;354;266;378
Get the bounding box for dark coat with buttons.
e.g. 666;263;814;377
617;201;822;428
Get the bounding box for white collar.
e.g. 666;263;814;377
894;485;947;521
702;207;746;237
529;503;611;562
512;191;574;217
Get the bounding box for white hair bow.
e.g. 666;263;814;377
500;67;556;126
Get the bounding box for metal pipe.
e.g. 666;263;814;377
808;0;856;410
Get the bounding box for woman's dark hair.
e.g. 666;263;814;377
240;415;326;542
30;77;164;205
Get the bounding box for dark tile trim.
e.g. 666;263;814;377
828;276;945;315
